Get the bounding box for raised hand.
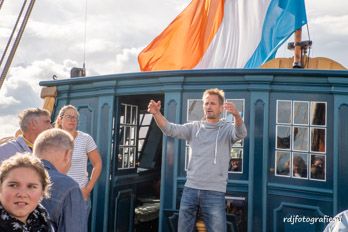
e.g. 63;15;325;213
224;102;243;126
223;102;239;117
148;100;161;115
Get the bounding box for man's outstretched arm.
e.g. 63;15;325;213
147;100;168;129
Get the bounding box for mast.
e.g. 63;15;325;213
288;28;312;68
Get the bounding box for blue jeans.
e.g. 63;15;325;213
178;186;226;232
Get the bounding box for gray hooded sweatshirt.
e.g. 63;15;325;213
162;119;247;193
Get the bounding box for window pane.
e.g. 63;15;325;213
131;106;137;125
228;158;242;173
118;148;123;169
229;148;243;173
120;115;125;124
233;139;243;147
130;127;136;146
310;154;326;181
126;105;131;124
138;138;145;152
292;153;308;179
129;148;135;168
123;148;129;168
125;127;130;145
310;102;326;126
139;126;149;140
143;114;152;125
311;128;326;152
277;100;292;124
275;151;291;176
225;99;244;122
187;99;203;121
293;101;309;125
276;126;291;149
293;127;309;151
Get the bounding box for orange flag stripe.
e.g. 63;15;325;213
138;0;224;71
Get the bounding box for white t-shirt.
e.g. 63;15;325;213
67;131;97;188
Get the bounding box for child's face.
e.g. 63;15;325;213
0;167;44;223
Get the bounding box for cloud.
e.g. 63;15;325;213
311;15;348;36
114;47;142;73
0;59;77;137
0;115;19;138
1;0;348;139
0;79;41;116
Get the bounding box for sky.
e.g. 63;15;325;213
0;0;347;138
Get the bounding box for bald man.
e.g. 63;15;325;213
34;128;87;232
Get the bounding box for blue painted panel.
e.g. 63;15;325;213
272;202;327;232
338;104;348;212
160;97;179;232
252;100;265;232
162;99;177;210
92;102;112;232
70;98;98;137
114;189;135;232
267;92;334;231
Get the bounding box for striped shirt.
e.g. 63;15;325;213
67;131;97;188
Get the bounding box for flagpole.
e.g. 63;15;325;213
293;28;302;68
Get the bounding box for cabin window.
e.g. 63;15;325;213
185;99;245;174
138;112;152;156
225;99;245;174
275;100;327;181
118;103;138;169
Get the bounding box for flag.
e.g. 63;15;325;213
138;0;307;71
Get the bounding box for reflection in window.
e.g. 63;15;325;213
226;99;245;174
233;140;243;148
293;101;309;125
292;153;308;179
310;102;326;126
277;100;292;124
275;100;327;182
311;128;326;153
118;148;123;169
276;126;291;149
310;154;326;181
229;148;243;173
187;99;204;121
293;127;309;151
276;151;291;176
275;151;291;177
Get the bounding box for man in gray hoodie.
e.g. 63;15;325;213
148;88;247;232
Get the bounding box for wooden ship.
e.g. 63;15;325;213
38;37;348;231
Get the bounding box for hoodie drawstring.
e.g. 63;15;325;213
195;121;221;164
214;127;221;164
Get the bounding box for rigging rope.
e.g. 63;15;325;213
82;0;88;75
0;0;36;90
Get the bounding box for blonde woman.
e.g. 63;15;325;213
55;105;102;206
0;153;53;231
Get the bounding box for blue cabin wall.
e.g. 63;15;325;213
50;82;116;232
40;69;348;232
